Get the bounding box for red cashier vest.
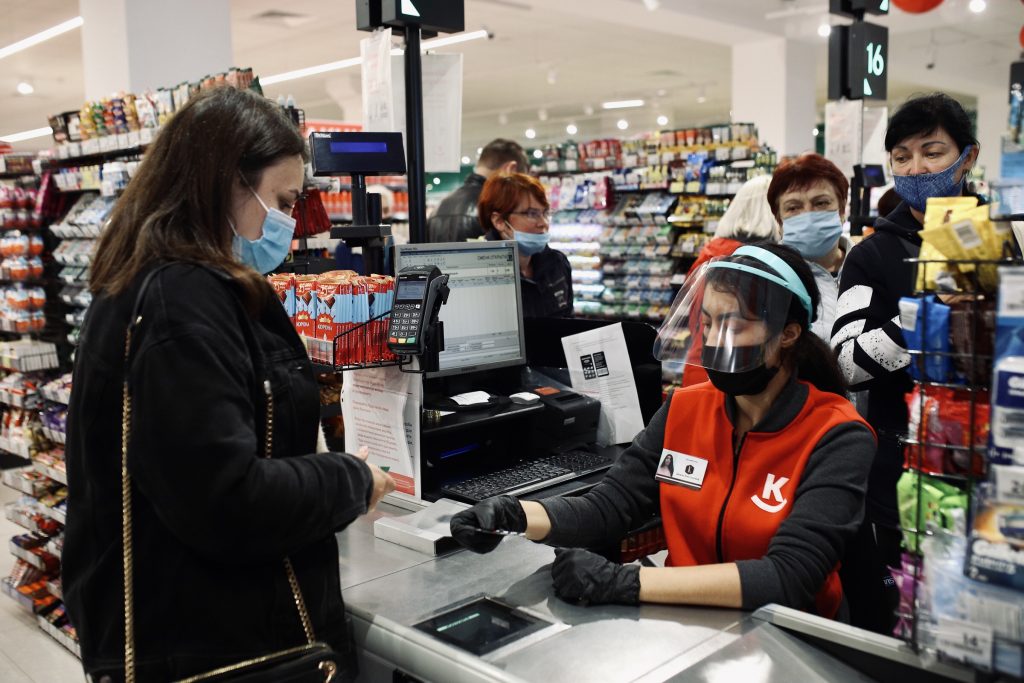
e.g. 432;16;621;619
660;380;871;618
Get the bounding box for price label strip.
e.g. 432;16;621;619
934;617;994;671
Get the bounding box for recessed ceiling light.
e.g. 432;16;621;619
642;0;660;10
656;115;669;127
817;23;831;38
566;123;578;135
16;82;34;95
432;177;441;185
461;156;471;165
525;128;536;139
533;149;543;159
812;128;820;137
538;108;548;122
617;119;629;131
968;0;986;12
603;99;645;110
697;94;707;104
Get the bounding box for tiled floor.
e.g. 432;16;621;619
0;484;84;682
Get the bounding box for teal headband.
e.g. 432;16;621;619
706;245;816;323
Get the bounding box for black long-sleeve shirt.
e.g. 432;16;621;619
63;263;372;680
538;378;875;613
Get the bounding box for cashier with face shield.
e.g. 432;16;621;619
451;244;876;619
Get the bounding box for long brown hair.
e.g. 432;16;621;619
89;86;307;307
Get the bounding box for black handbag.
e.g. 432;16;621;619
119;267;341;683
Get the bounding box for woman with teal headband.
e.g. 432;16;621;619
450;243;876;621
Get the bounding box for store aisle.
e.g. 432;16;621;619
0;485;83;682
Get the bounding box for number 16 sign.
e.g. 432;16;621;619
848;21;888;100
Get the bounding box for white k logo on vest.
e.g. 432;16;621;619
751;473;789;513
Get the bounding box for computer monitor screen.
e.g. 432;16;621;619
394;241;525;377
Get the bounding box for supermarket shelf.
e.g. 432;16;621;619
41;427;66;445
0;436;32;458
36;503;66;526
33;461;67;486
8;541;58;572
36;615;80;658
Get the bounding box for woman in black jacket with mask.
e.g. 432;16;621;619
830;93;979;631
62;86;394;682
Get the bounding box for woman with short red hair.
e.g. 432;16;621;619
767;153;851;341
478;173;573;317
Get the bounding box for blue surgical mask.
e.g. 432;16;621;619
892;145;972;213
232;187;296;274
781;210;843;260
513;230;549;257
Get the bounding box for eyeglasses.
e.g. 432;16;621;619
508;208;551;222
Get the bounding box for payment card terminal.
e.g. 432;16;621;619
388;265;449;356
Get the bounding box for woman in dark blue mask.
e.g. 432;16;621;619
831;92;979;633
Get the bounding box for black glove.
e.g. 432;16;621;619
449;495;527;553
551;548;641;606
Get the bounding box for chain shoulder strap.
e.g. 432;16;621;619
120;325;316;683
263;380;316;645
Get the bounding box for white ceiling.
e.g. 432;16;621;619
0;0;1022;155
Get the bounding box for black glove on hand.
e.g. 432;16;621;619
449;495;527;553
551;548;641;606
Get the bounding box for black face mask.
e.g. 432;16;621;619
702;344;779;396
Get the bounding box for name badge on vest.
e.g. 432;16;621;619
655;448;708;490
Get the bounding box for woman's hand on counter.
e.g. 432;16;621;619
551;548;640;606
450;496;527;553
353;446;396;511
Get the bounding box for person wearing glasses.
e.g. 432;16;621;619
479;173;574;318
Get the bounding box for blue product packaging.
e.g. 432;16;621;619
899;296;952;383
991;267;1024;465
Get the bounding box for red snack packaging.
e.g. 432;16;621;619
315;276;345;365
267;274;296;323
293;275;318;340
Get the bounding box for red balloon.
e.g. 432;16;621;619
892;0;944;12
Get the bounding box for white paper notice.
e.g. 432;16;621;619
825;99;864;179
561;323;644;446
390;53;463;172
361;28;395;132
341;365;422;500
450;391;490;406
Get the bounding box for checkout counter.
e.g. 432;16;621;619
337;503;976;683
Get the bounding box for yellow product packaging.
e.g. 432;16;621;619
915;241;947;292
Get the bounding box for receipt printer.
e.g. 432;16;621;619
529;387;600;450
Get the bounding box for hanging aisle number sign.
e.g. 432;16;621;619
847;21;888;100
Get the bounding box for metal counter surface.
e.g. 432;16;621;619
336;504;878;683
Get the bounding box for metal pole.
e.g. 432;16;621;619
404;26;427;244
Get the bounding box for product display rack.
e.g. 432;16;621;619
895;249;1024;677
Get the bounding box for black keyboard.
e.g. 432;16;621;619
441;449;614;503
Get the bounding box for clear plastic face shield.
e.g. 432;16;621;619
654;246;815;373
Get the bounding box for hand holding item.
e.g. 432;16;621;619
353;446;395;511
551;548;641;606
449;495;527;553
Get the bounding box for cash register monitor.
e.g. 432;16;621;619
393;241;526;377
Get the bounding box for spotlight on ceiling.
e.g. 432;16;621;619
617;119;629;131
525;128;537;139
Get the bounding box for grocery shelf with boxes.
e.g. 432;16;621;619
536;124;776;324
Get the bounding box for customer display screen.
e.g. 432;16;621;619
396;279;426;302
413;597;550;656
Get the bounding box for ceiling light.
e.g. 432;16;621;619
697;94;707;104
617;119;629;131
476;147;483;155
525;128;536;139
968;0;986;12
432;177;441;185
583;104;595;116
546;69;558;86
461;155;471;165
817;23;831;38
812;127;820;137
0;16;83;62
642;0;660;10
566;123;578;135
656;89;668;97
262;29;490;85
538;108;548;122
0;126;52;143
603;99;645;110
16;82;34;95
657;115;669;127
533;149;543;159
